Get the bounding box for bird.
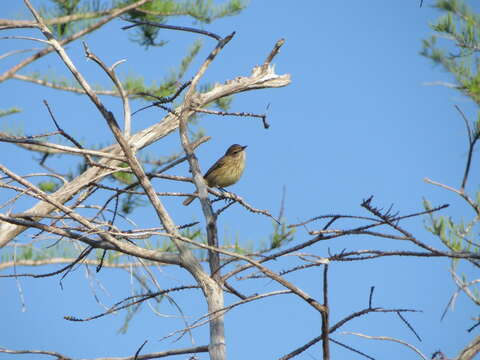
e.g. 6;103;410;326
182;144;247;206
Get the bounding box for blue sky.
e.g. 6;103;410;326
1;1;479;359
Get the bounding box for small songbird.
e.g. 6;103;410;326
182;144;247;206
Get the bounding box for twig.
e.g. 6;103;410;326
65;285;199;322
456;335;480;359
0;345;209;360
467;321;480;333
342;332;427;360
0;35;50;44
134;340;148;360
0;246;92;280
0;133;125;160
455;105;472;143
263;38;285;68
191;107;271;129
329;338;375;360
361;196;448;254
133;80;191;113
0;348;66;359
121;19;223;41
397;311;422;342
82;42;131;137
369;286;374;308
278;335;323;360
43;99;95;165
223;281;247;300
424;178;479;215
214;198;236;216
0;258;152;271
322;264;330;359
450;270;480;306
447;105;480;193
0;47;40;60
159;290;291;342
330;307;421;335
209;189;280;223
12;73;129;96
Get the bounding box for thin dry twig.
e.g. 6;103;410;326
82;42;131;137
191;107;271;129
159;290;291;342
121;19;223;41
0;345;209;360
0;48;40;60
342;332;427;360
454;105;480;191
0;348;66;360
329;338;375;360
322;264;330;359
65;285;199;322
132;81;191;116
424;177;479;215
0;132;125;160
397;312;422;342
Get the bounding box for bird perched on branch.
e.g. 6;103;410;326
183;144;247;206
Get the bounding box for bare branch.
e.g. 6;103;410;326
191;107;271;129
160;290;291;342
0;347;66;359
329;338;375;360
0;132;124;160
12;73;124;96
263;38;285;68
0;345;209;360
82;42;131;137
322;265;330;359
397;312;422;342
343;332;427;360
122;19;223;41
0;48;40;61
65;285;199;322
456;335;480;360
0;258;151;271
424;178;479;215
43;99;95;166
0;35;50;44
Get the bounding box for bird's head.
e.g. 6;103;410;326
225;144;247;157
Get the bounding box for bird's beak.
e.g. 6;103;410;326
242;145;248;150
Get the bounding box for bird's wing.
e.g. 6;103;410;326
203;156;227;180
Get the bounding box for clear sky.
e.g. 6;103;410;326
1;1;479;360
